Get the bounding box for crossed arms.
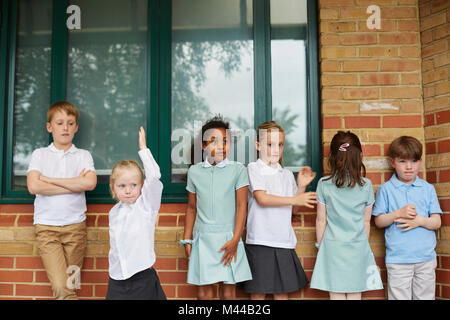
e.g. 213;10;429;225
27;169;97;196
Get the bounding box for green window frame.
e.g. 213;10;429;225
0;0;320;203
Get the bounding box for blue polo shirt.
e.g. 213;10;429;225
372;174;442;264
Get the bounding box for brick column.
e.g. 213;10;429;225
320;0;425;299
419;0;450;300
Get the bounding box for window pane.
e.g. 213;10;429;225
271;0;308;171
171;0;254;183
67;0;148;184
12;0;53;190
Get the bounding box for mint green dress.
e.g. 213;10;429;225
185;160;252;285
310;176;383;293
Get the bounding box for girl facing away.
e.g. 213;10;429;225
181;115;252;300
106;127;166;300
310;131;383;300
240;121;316;300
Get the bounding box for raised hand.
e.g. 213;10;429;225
139;126;147;150
297;166;316;188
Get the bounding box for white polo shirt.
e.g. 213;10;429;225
27;143;95;226
246;159;298;249
108;148;163;280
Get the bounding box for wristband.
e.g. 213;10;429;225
315;242;321;249
180;239;193;246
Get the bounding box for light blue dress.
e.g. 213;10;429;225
185;159;252;285
310;176;383;293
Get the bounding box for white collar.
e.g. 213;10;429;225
257;158;283;173
48;142;78;154
203;157;230;168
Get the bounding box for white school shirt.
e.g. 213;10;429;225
108;148;163;280
246;159;298;249
27;143;95;226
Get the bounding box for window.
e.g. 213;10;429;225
7;0;53;199
0;0;319;203
66;0;149;187
169;0;255;186
271;0;310;168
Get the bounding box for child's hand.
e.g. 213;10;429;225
78;168;92;177
139;126;147;150
396;204;417;219
293;192;317;208
297;166;316;188
394;216;424;232
219;238;239;266
184;243;192;259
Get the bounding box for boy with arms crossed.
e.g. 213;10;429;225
27;101;97;299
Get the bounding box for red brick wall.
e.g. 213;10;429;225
320;0;425;299
0;0;449;300
419;0;450;300
0;204;190;299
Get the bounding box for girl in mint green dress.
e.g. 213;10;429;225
180;116;252;300
310;131;383;300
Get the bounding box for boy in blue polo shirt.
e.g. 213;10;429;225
373;136;442;300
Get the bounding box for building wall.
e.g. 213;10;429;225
0;0;449;300
319;0;425;300
419;0;450;300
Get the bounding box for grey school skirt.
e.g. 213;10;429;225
239;244;309;294
106;267;166;300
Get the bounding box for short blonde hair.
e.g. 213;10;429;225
256;121;286;167
109;160;144;200
47;101;80;123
